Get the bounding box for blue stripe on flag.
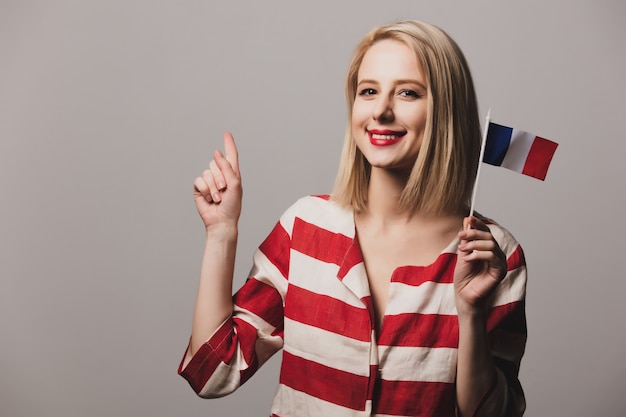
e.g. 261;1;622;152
484;122;513;166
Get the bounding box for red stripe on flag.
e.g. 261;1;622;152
280;351;369;411
390;253;456;286
373;378;455;416
234;278;283;328
284;285;371;342
291;218;353;266
521;136;558;180
379;313;459;348
259;221;291;279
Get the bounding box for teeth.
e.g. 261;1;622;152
371;133;399;140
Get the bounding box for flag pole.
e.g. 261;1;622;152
468;108;491;218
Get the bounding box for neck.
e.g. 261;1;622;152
363;167;413;222
361;167;464;227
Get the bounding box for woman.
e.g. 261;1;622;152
179;20;527;417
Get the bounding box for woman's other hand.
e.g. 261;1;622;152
454;216;507;315
193;132;242;229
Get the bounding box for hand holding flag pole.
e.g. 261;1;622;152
459;111;557;306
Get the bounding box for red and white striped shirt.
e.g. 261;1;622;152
179;195;527;417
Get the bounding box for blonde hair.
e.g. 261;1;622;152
332;20;481;215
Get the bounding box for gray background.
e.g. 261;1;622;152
1;1;624;416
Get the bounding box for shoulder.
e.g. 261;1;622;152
278;195;354;237
476;212;523;260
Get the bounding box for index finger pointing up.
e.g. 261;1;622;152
223;131;239;176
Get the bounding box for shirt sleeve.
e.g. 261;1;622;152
472;223;527;417
178;215;292;398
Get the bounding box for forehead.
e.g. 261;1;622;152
357;39;424;82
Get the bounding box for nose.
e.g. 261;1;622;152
372;95;394;122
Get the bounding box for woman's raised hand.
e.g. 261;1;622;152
454;216;508;315
193;132;242;229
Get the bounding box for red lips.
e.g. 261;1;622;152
367;129;406;146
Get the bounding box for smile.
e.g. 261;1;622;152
367;129;406;146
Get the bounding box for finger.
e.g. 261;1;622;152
214;149;242;189
463;216;472;231
459;228;492;245
193;176;213;203
460;247;504;266
464;216;490;232
223;132;240;176
209;159;226;190
201;168;223;203
461;250;506;274
459;239;497;254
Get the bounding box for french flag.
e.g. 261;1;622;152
483;122;558;181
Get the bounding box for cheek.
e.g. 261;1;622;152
351;101;369;127
404;116;427;137
414;115;427;132
395;105;427;128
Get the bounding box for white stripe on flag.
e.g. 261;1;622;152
500;129;535;173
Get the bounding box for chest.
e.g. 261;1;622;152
283;225;460;343
280;251;460;416
356;228;459;329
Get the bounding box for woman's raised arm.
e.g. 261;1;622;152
189;132;242;356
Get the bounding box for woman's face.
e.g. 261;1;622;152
351;39;428;173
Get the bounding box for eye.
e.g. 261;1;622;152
358;88;377;96
398;89;420;99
